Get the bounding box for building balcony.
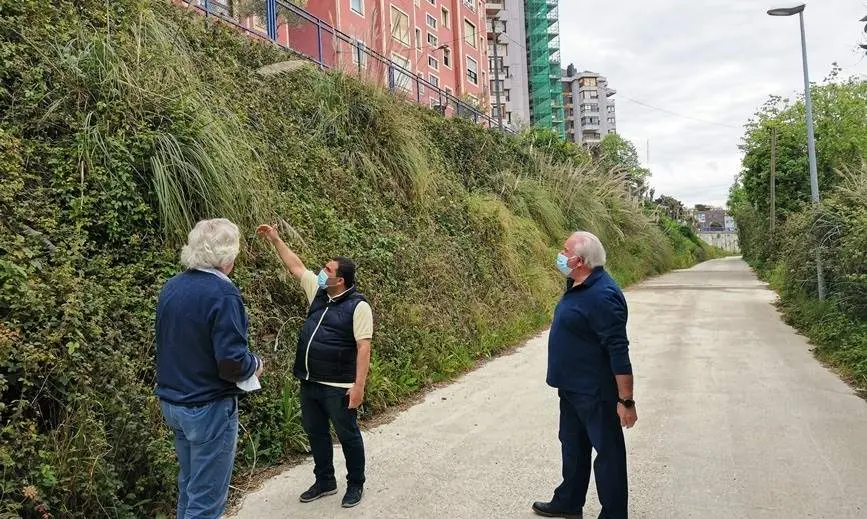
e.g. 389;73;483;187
486;2;505;15
463;0;478;13
487;20;506;36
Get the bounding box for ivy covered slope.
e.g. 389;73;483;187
1;0;710;516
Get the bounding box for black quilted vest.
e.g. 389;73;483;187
294;286;366;383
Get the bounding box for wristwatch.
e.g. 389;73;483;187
617;398;635;409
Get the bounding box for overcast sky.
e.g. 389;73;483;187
559;0;867;207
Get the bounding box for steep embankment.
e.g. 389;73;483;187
0;1;712;516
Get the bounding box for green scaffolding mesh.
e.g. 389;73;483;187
525;0;564;137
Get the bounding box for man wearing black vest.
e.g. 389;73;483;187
257;224;373;509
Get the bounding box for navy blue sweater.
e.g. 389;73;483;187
547;267;632;401
155;270;258;405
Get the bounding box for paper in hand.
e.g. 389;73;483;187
236;356;262;392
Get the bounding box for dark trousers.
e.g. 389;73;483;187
553;390;628;519
299;380;366;487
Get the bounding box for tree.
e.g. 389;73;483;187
654;194;686;221
737;75;867;220
694;204;712;212
593;134;651;197
519;127;590;165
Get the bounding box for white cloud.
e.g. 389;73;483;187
559;0;867;207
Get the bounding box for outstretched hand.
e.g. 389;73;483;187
256;224;280;243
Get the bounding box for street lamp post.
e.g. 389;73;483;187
768;3;826;300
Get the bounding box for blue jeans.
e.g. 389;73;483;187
160;397;239;519
300;380;366;487
553;391;628;519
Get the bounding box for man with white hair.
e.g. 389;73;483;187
533;231;637;519
155;218;264;519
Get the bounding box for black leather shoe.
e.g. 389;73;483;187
342;485;364;508
299;481;337;502
532;501;582;519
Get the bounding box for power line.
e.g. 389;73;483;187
617;95;741;129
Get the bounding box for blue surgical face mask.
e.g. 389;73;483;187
317;269;330;289
556;252;573;276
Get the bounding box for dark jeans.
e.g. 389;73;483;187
300;380;366;487
159;397;238;519
553;390;628;519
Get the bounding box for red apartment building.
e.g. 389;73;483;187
299;0;492;111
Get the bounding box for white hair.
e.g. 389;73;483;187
570;231;607;268
180;218;240;270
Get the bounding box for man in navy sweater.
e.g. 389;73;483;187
155;218;264;519
533;231;637;519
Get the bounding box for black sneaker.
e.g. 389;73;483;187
299;481;337;503
341;485;364;508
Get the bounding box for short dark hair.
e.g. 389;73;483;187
333;256;356;288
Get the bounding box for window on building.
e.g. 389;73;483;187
427;33;438;46
607;117;616;125
391;7;410;46
579;77;598;87
463;0;476;11
504;89;510;102
427;14;437;29
350;0;363;14
417;73;425;95
608;105;615;113
429;56;439;70
442;47;451;67
415;28;421;49
428;0;436;4
464;20;477;48
391;53;412;90
590;90;599;99
466;56;478;84
488;56;504;73
488;43;507;58
429;74;439;87
441;7;450;28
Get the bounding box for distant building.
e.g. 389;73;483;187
562;65;616;146
695;208;736;232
